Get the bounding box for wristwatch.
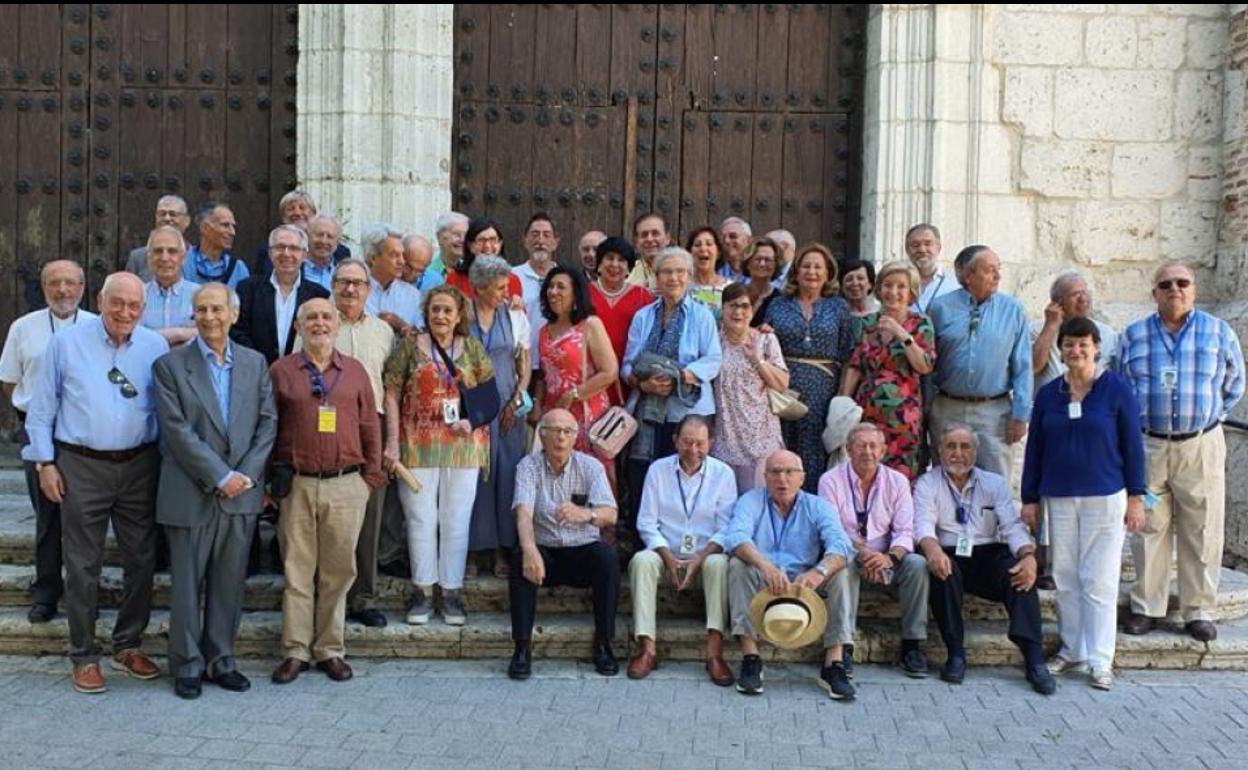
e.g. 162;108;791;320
902;336;914;347
589;509;598;525
814;563;830;578
34;462;51;473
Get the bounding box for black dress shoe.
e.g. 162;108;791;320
1025;664;1057;695
508;645;532;680
206;670;251;692
174;677;202;700
347;608;388;628
940;655;966;684
27;604;56;624
593;642;619;677
1186;620;1218;642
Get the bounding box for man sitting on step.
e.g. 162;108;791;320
627;415;738;684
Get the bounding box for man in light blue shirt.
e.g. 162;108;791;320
363;224;423;333
928;245;1032;480
906;224;959;315
142;225;199;346
25;272;169;694
301;213;348;292
183;202;249;289
722;450;854;698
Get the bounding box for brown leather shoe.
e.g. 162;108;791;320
706;655;735;687
110;649;161;680
72;662;106;694
627;647;658;680
1121;610;1156;636
317;657;354;682
271;657;310;684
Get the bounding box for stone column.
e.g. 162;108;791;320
298;4;454;247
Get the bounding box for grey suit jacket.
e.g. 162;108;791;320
154;340;278;526
125;247;153;282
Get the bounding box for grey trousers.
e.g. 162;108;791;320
165;508;257;678
825;553;929;644
348;479;390;612
929;394;1014;481
59;446;160;665
728;557;838;648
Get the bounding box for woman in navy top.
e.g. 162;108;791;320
1020;317;1146;691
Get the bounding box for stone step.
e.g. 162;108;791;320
0;607;1244;671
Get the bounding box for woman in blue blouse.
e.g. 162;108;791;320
1021;317;1146;691
763;243;855;491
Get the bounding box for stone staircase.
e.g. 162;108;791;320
0;468;1246;669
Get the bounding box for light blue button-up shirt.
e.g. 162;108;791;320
928;287;1033;421
183;245;249;289
142;278;200;331
366;277;424;329
301;259;336;292
720;488;854;578
23;317;170;462
196;335;233;425
621;294;723;418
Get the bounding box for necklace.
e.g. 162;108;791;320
595;279;628;300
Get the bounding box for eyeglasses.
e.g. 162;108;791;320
473;235;500;247
765;468;804;477
539;426;577;436
1157;278;1192;291
333;278;369;288
108;367;138;399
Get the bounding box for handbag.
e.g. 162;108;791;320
578;324;637;459
767;387;809;421
431;336;501;429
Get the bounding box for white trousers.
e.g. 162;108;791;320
1048;490;1126;671
397;467;479;590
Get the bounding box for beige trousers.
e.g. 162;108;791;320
629;549;728;639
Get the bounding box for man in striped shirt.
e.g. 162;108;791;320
1118;261;1244;641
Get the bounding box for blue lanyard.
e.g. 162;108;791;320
473;304;502;352
942;471;973;526
1151;313;1193;363
846;465;878;537
298;352;342;404
676;464;706;523
766;496;797;553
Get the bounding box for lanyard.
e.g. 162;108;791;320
1151;313;1193;363
298;352;342;404
49;309;79;335
676;464;707;524
473;304;502;352
766;496;797;553
942;471;973;526
431;338;457;388
846;465;878;537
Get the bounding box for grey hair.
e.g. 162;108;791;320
846;422;885;446
1049;271;1087;303
333;257;371;281
468;255;514;290
362;224;405;261
40;260;85;285
100;272;146;303
435;211;469;235
654;246;694;274
156;194;188;214
938;421;980;451
952;245;992;286
403;233;433;253
1151;260;1195;286
269;224;308;252
307;212;340;232
191;281;240;311
196;201;230;228
278;189;317;214
721;216;752;236
905;223;941;243
146;225;187;253
765;229;795;250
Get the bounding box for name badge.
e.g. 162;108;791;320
1160;366;1178;392
317;405;337;434
955;532;974;558
442;398;460;425
680;533;696;555
1068;401;1082;420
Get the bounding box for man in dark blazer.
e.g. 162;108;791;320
154;282;278;699
231;225;329;364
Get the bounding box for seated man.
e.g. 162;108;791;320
508;409;620;680
721;450;854;698
913;422;1055;695
818;423;929;690
629;415;738;684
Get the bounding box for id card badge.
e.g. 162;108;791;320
317;405;337;434
955;532;974;558
1160;365;1178;392
680;533;696;555
1068;401;1082;420
442;398;460;425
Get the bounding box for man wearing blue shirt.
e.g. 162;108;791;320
184;202;249;289
363;224;423;334
722;450;854;698
928;245;1032;480
142;225;200;347
24;272;170;695
1119;262;1245;642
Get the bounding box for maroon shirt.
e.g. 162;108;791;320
270;350;385;488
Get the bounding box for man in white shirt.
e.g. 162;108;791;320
906;224;958;315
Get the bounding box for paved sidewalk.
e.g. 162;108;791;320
0;655;1245;769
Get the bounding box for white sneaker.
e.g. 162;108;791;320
1090;668;1114;690
1045;655;1090;676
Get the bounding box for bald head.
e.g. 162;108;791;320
98;272;146;343
538;408;579;459
403;234;434;284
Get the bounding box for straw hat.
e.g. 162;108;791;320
748;585;828;649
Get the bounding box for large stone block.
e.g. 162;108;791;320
973;195;1036;266
1111;143;1188;199
1174;70;1224;143
1137;16;1187;69
989;12;1084;66
1020;138;1112;198
1071;201;1160;265
1187;18;1230;69
1187;145;1223;202
1086;16;1139;68
1161;201;1218;265
1055;69;1172;141
1002;67;1053;137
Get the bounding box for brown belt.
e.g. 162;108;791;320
938;391;1010;404
55;440;155;463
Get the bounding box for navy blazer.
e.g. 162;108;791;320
230;275;330;364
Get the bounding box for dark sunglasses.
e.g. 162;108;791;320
1156;278;1192;291
108;367;138;399
968;306;981;337
308;368;326;399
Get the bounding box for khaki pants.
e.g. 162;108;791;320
1130;427;1226;622
278;473;369;662
629;549;728;639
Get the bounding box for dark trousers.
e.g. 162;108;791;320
509;541;620;643
22;460;63;609
349;479;390;612
59;446;160;664
928;543;1043;657
623;421;678;543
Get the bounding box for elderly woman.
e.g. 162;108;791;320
837;262;935;482
840;259;880;322
1021;317;1146;691
384;285;495;627
687;226;731;321
465;256;532;577
764;243;855;491
446;217;522;300
589;237;653;405
743;237;782;327
622;246;722;521
713;283;788;491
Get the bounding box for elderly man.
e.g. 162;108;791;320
0;261;95;624
154;283;277;699
253;191;352;277
508;409;620;680
24;272;169;694
1119;262;1245;642
233;225;330;364
301;213;348;291
718;217;752;282
818;423;929;685
927;245;1031;480
721;450;854;698
764;228;796;286
914;423;1053;694
184;202;249;288
578;229;606;280
126;195;191;281
1032;271;1119;391
628;415;738;683
627;212;671;289
327;259;395;628
514;213;559;306
269;298;385;684
363;224;423;335
905;224;958;315
427;211;468;291
142;225;200;346
402;234;434;287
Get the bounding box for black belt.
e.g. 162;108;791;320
55;441;155;463
939;391;1010;403
295;465;363;480
1144;423;1219;442
13;409;26;422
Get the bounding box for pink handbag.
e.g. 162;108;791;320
579;326;637;459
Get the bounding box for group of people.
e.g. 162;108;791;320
0;191;1242;704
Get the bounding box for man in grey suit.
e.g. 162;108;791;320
154;282;278;699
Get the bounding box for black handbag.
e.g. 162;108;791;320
431;336;501;429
